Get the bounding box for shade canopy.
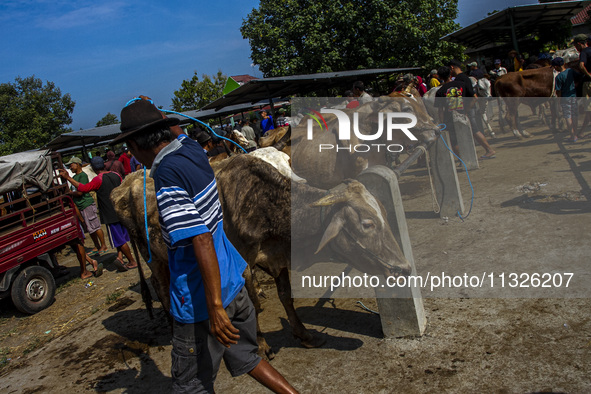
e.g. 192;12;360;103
442;1;590;51
202;68;421;110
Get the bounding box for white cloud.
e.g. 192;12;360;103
38;2;125;30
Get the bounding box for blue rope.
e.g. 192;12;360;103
160;109;248;154
437;124;474;221
143;166;152;265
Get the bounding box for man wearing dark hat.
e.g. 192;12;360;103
115;99;297;393
59;157;138;272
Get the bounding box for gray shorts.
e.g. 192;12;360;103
560;97;577;119
171;286;261;393
80;203;101;234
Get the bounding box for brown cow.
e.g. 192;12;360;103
111;154;410;359
494;64;582;138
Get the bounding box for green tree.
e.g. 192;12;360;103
171;70;227;111
96;112;119;127
0;76;75;155
241;0;465;77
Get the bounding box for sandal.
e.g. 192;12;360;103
94;263;104;277
112;258;128;272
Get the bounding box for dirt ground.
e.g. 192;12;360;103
1;112;590;393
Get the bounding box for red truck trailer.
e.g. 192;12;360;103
0;150;84;314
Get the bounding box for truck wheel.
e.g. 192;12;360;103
10;266;56;314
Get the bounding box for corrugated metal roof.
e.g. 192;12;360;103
571;3;591;24
45;124;121;150
202;68;422;110
44;99;285;150
442;1;590;50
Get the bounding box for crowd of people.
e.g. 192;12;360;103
58;151;139;278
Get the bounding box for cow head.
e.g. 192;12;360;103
380;94;439;144
310;180;411;278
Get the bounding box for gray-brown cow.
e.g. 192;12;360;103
111;154;410;358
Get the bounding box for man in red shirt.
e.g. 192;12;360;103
118;147;132;175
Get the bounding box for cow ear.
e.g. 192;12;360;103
315;214;345;254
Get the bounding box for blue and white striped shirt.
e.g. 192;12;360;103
152;135;246;323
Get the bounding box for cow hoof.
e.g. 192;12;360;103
521;130;532;138
298;330;327;349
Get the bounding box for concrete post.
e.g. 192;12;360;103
428;131;465;219
453;112;479;170
357;165;426;338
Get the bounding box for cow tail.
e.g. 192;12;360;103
131;238;154;320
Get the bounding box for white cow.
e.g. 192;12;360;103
249;147;307;183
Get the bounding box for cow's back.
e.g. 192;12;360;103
215;154;292;276
495;67;553;98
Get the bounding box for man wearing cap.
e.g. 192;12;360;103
65;156;109;258
59;157;138;272
467;61;478;73
489;59;507;85
116;99;298;393
275;108;289;128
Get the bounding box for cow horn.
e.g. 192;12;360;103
310;191;348;207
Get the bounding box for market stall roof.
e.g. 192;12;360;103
44;99;289;151
202;68;421;110
44;124;121;150
171;98;289;125
441;1;590;51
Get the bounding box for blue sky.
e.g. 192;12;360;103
0;0;542;131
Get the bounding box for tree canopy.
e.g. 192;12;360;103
241;0;465;77
96;112;119;127
171;70;227;112
0;76;75;155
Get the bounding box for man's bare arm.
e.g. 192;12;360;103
192;233;240;347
